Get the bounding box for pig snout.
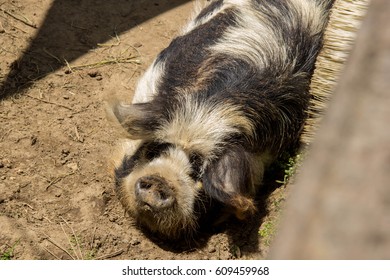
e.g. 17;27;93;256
135;176;175;210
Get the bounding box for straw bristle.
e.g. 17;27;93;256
301;0;370;144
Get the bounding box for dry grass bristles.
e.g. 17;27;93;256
302;0;370;144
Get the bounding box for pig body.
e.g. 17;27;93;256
110;0;333;239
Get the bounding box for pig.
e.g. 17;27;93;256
109;0;333;239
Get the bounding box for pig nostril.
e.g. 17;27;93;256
135;176;175;210
138;180;152;190
158;190;168;200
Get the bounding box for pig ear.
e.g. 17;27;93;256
202;146;257;220
107;100;159;140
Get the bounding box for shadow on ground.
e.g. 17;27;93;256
0;0;189;99
137;171;284;256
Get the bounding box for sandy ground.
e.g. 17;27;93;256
0;0;286;259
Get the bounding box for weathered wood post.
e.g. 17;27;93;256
269;0;390;259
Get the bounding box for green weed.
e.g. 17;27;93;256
1;240;19;260
259;221;277;246
275;151;305;185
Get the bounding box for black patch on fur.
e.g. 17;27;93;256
156;8;238;94
142;141;174;161
114;141;173;190
319;0;336;10
189;152;203;181
209;65;312;153
202;145;253;203
114;152;141;190
119;102;164;139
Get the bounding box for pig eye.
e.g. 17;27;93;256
189;152;203;181
143;141;173;160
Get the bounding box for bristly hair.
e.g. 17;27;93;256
120;0;334;156
110;0;335;240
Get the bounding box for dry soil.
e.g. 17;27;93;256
0;0;286;260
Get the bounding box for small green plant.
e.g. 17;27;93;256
259;221;277;246
1;240;19;260
84;248;98;260
275;151;304;185
1;250;13;260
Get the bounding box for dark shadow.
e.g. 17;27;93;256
223;146;302;257
137;170;285;254
141;148;296;257
226;170;284;257
135;196;228;253
0;0;190;99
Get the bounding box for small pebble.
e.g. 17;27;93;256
66;162;78;172
88;71;100;78
131;239;140;246
31;135;38;146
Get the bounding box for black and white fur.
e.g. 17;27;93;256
109;0;333;239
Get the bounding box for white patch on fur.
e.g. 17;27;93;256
133;60;165;103
224;0;251;8
180;0;204;34
181;0;253;35
120;146;199;231
181;0;225;35
209;0;328;67
112;139;142;169
156;94;255;158
210;4;285;67
289;0;330;35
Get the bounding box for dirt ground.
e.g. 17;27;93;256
0;0;287;260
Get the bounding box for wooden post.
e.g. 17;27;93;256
269;0;390;259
